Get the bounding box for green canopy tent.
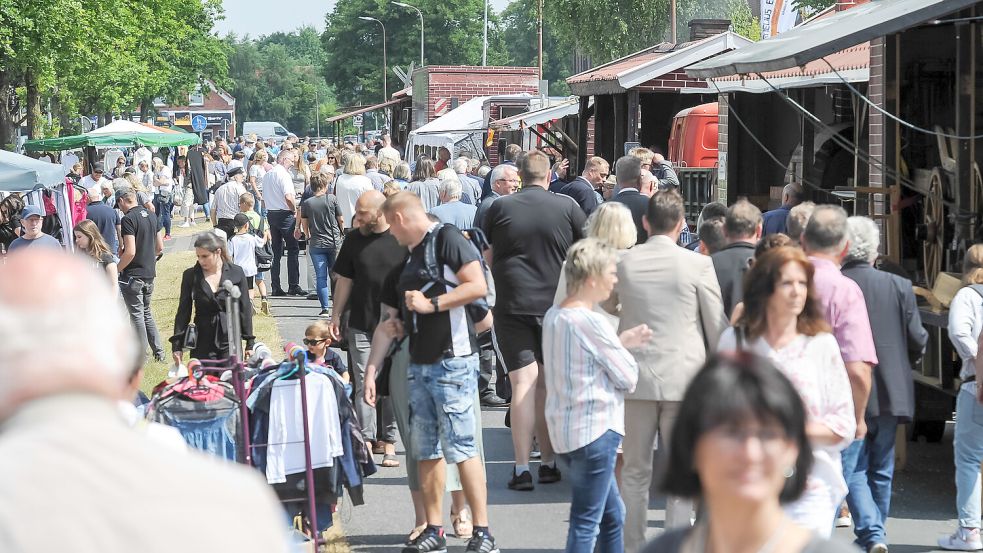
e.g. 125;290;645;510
22;131;200;152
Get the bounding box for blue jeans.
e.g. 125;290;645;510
308;247;335;310
407;354;479;464
267;210;299;292
154;197;172;235
559;430;625;553
845;415;898;547
955;387;983;528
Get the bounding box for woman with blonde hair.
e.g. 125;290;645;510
554;202;637;321
334;153;372;231
248;150;268;212
941;244;983;550
124;173;155;213
73;219;118;293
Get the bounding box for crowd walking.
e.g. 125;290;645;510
2;133;973;553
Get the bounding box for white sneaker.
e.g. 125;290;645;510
939;527;983;551
179;222;191;228
835;513;852;528
868;543;889;553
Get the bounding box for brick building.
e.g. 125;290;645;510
155;80;236;141
565;22;750;171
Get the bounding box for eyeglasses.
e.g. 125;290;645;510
302;338;327;346
708;425;788;453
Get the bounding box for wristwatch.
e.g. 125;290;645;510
430;296;440;313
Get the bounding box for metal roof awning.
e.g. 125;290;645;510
489;98;580;131
687;0;978;79
326;98;405;123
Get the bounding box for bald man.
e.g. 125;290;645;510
364;191;497;552
330;190;404;459
0;250;289;553
762;182;804;236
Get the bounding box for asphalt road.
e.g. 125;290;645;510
261;253;965;553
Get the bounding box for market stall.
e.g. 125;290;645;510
0;150;85;250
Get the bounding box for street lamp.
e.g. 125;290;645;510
393;1;424;66
358;16;388;102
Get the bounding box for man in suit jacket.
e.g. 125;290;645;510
609;155;650;245
841;216;928;552
710;200;762;318
607;189;727;552
559;156;607;216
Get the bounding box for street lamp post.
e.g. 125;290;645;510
393;1;424;66
359;16;387;102
482;0;488;65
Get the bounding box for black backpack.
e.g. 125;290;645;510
416;223;495;322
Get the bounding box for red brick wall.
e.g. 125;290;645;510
424;66;539;122
635;69;709;92
836;0;870;11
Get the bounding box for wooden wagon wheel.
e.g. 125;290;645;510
923;167;945;288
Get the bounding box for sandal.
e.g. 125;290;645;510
451;507;473;538
381;453;400;467
406;524;427;545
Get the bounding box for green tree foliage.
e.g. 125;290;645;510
545;0;759;65
0;0;228;149
226;28;339;136
793;0;835;14
499;0;573;95
321;0;504;106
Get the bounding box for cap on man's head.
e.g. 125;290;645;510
227;166;244;178
92;162;105;173
21;205;43;220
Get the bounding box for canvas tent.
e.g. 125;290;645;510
23;120;201;152
0;149;65;192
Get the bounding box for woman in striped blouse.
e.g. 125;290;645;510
543;238;652;553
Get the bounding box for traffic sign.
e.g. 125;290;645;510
191;115;208;132
353;115;363;128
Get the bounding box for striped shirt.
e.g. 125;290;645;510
543;306;639;454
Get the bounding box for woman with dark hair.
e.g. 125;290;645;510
645;353;853;552
718;246;855;536
171;232;255;364
406;157;440;211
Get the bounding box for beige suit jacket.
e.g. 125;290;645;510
613;234;727;402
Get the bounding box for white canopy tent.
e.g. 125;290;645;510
86;119;166;136
406;94;533;158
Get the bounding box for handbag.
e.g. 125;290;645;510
183;323;198;350
253;217;274;272
374;337;405;397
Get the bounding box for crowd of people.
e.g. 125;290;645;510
2;130;976;553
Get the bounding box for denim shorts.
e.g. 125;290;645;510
407;354;479;464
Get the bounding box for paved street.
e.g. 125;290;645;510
260;250;965;553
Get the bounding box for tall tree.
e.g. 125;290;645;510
321;0;505;106
499;0;573;95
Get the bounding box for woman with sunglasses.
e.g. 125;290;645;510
644;353;855;553
717;246;855;536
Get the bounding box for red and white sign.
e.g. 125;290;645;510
434;97;450;117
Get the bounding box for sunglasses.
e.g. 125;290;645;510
302;338;327;346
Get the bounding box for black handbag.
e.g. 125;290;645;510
374;337;405;397
253;217;274;272
183;323;198;350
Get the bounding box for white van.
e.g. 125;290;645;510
242;122;291;143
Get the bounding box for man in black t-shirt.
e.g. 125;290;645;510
481;149;586;491
329;190;403;462
116;188;165;363
362;192;498;553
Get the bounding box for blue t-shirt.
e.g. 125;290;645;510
9;233;61;252
85;201;121;253
430;200;477;230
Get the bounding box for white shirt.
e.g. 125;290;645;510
78;174;108;191
266;376;343;484
334;174;373;229
212;180;249;220
949;286;983;383
132;147;152;168
262;165;293;211
228;232;266;277
228;159;243;172
379;145;401;163
248;164;267;192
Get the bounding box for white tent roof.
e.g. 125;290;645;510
409;94;533;149
87;120;164;136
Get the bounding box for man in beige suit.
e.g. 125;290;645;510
610;189;727;552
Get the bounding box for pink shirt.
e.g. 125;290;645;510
809;256;878;365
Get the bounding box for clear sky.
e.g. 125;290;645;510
215;0;512;39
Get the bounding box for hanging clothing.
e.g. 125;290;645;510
187;148;209;205
265;375;344;484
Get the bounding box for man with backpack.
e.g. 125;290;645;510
364;191;498;553
211;167;249;239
